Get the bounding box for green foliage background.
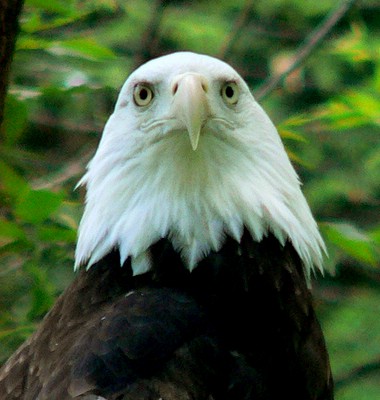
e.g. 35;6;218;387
1;1;379;398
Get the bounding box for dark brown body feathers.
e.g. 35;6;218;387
0;232;333;399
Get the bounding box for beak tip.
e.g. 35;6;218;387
189;132;200;151
173;73;208;152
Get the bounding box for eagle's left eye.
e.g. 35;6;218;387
133;84;154;107
221;82;239;105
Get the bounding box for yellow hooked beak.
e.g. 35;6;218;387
171;73;210;151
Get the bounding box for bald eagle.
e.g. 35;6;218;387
0;52;333;400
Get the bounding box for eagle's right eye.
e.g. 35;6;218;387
133;84;154;107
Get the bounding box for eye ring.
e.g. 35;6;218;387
221;81;239;105
133;84;154;107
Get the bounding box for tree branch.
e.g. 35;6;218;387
218;0;253;60
133;0;166;68
335;358;380;390
31;147;94;190
0;0;25;128
255;0;357;101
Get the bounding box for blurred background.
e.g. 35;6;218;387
0;1;379;398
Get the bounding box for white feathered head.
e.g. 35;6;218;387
75;52;326;279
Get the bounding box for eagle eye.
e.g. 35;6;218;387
221;82;239;105
133;84;154;107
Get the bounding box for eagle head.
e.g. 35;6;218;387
75;52;326;279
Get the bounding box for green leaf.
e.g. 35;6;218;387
2;95;28;146
314;90;380;131
0;161;29;202
321;222;379;267
369;227;380;245
314;101;369;130
26;0;75;15
278;128;306;142
15;190;64;224
343;91;380;125
21;14;81;34
49;38;117;61
280;114;313;127
285;149;308;166
24;263;55;319
332;24;379;64
16;36;52;50
37;225;76;243
0;219;26;246
0;325;36;340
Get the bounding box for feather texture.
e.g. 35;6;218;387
75;52;326;279
0;234;333;399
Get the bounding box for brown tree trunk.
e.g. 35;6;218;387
0;0;24;128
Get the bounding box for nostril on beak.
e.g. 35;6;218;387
172;75;207;96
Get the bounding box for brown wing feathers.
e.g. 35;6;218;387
0;234;333;399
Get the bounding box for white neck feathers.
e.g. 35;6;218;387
75;99;326;280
